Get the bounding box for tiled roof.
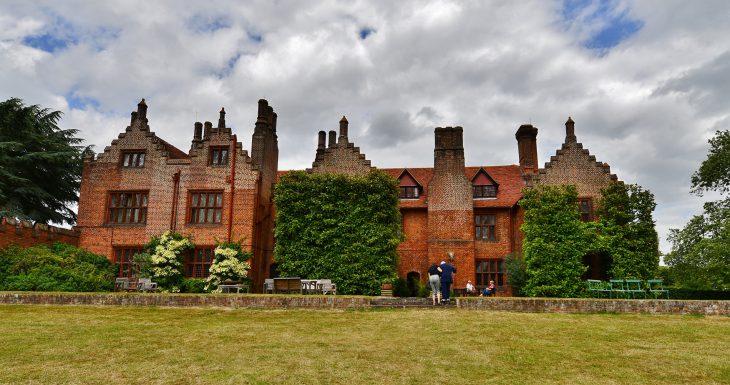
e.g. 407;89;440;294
382;165;525;208
277;165;526;208
157;137;189;159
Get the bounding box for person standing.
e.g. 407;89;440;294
440;259;456;303
427;263;442;305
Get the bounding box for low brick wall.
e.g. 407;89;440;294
457;298;730;315
0;217;79;248
1;293;728;315
0;293;371;309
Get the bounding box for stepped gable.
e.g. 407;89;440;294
380;165;525;209
533;117;618;197
308;116;374;176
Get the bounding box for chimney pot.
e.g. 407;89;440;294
328;130;337;148
194;122;203;140
318;131;326;149
204;121;213;138
218;107;226;128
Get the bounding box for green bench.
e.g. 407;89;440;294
587;279;670;299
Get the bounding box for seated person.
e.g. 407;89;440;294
465;280;476;295
480;280;496;297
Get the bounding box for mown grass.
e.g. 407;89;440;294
0;305;728;385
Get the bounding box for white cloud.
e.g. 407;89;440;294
2;0;730;253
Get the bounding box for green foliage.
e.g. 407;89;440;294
504;252;527;296
665;199;730;290
521;185;591;297
691;130;730;195
0;98;88;224
141;231;194;291
274;170;401;295
180;278;207;293
596;183;660;280
0;243;115;291
666;129;730;290
393;277;410;297
205;241;251;292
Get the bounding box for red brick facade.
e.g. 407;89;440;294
75;99;616;294
76;99;278;291
0;217;79;248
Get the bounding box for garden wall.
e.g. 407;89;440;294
0;217;79;248
1;293;728;315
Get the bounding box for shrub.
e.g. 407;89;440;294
205;241;251;292
274;171;401;295
504;252;527;296
0;243;115;292
141;231;193;291
392;277;410;297
180;278;207;293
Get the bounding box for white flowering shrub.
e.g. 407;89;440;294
205;242;251;292
143;231;193;291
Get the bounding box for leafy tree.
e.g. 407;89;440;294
666;129;730;290
521;185;592;297
596;183;659;280
274;170;401;295
0;98;87;224
504;252;527;296
0;243;115;292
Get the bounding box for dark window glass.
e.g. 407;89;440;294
186;247;214;278
114;247;143;278
121;151;145;168
399;186;419;199
210;147;229;166
189;191;223;224
108;192;148;224
579;198;593;222
473;185;497;198
475;259;504;287
475;214;496;241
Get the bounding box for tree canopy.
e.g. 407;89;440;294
0;98;86;224
666;129;730;290
273;171;401;295
521;185;591;297
596;183;659;280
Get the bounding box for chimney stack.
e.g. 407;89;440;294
434;126;465;174
339;116;348;142
137;98;147;121
204;121;212;138
218;108;226;129
257;99;269;124
515;124;538;174
565;117;576;143
318;131;326;149
193;122;203;141
328;130;337;148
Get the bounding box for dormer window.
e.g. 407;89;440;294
471;168;498;199
121;151;145;168
209;147;229;166
397;169;422;200
473;185;496;198
400;186;419;199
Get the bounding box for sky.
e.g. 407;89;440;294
2;0;729;254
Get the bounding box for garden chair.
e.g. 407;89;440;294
646;279;669;299
587;280;610;298
137;278;158;293
609;280;626;298
624;279;645;299
114;277;130;292
264;279;274;294
319;279;337;295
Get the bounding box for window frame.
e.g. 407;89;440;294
186;247;215;278
188;190;224;225
107;191;149;225
399;186;420;199
579;198;593;222
120;150;146;168
113;246;144;279
475;213;497;242
475;259;505;287
473;184;497;199
209;146;230;166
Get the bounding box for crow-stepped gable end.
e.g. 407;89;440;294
77;103;621;294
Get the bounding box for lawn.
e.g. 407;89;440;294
0;305;728;385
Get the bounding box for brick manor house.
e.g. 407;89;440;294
77;99;618;293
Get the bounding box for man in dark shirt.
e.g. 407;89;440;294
439;259;456;303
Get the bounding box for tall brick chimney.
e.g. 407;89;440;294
428;126;474;287
193;122;203;141
218;108;226;129
251;99;278;172
515;124;538;174
565;117;576;143
339;116;348;143
328;130;337;148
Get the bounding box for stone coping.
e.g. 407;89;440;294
0;293;728;315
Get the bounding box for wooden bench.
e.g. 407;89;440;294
273;277;302;294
